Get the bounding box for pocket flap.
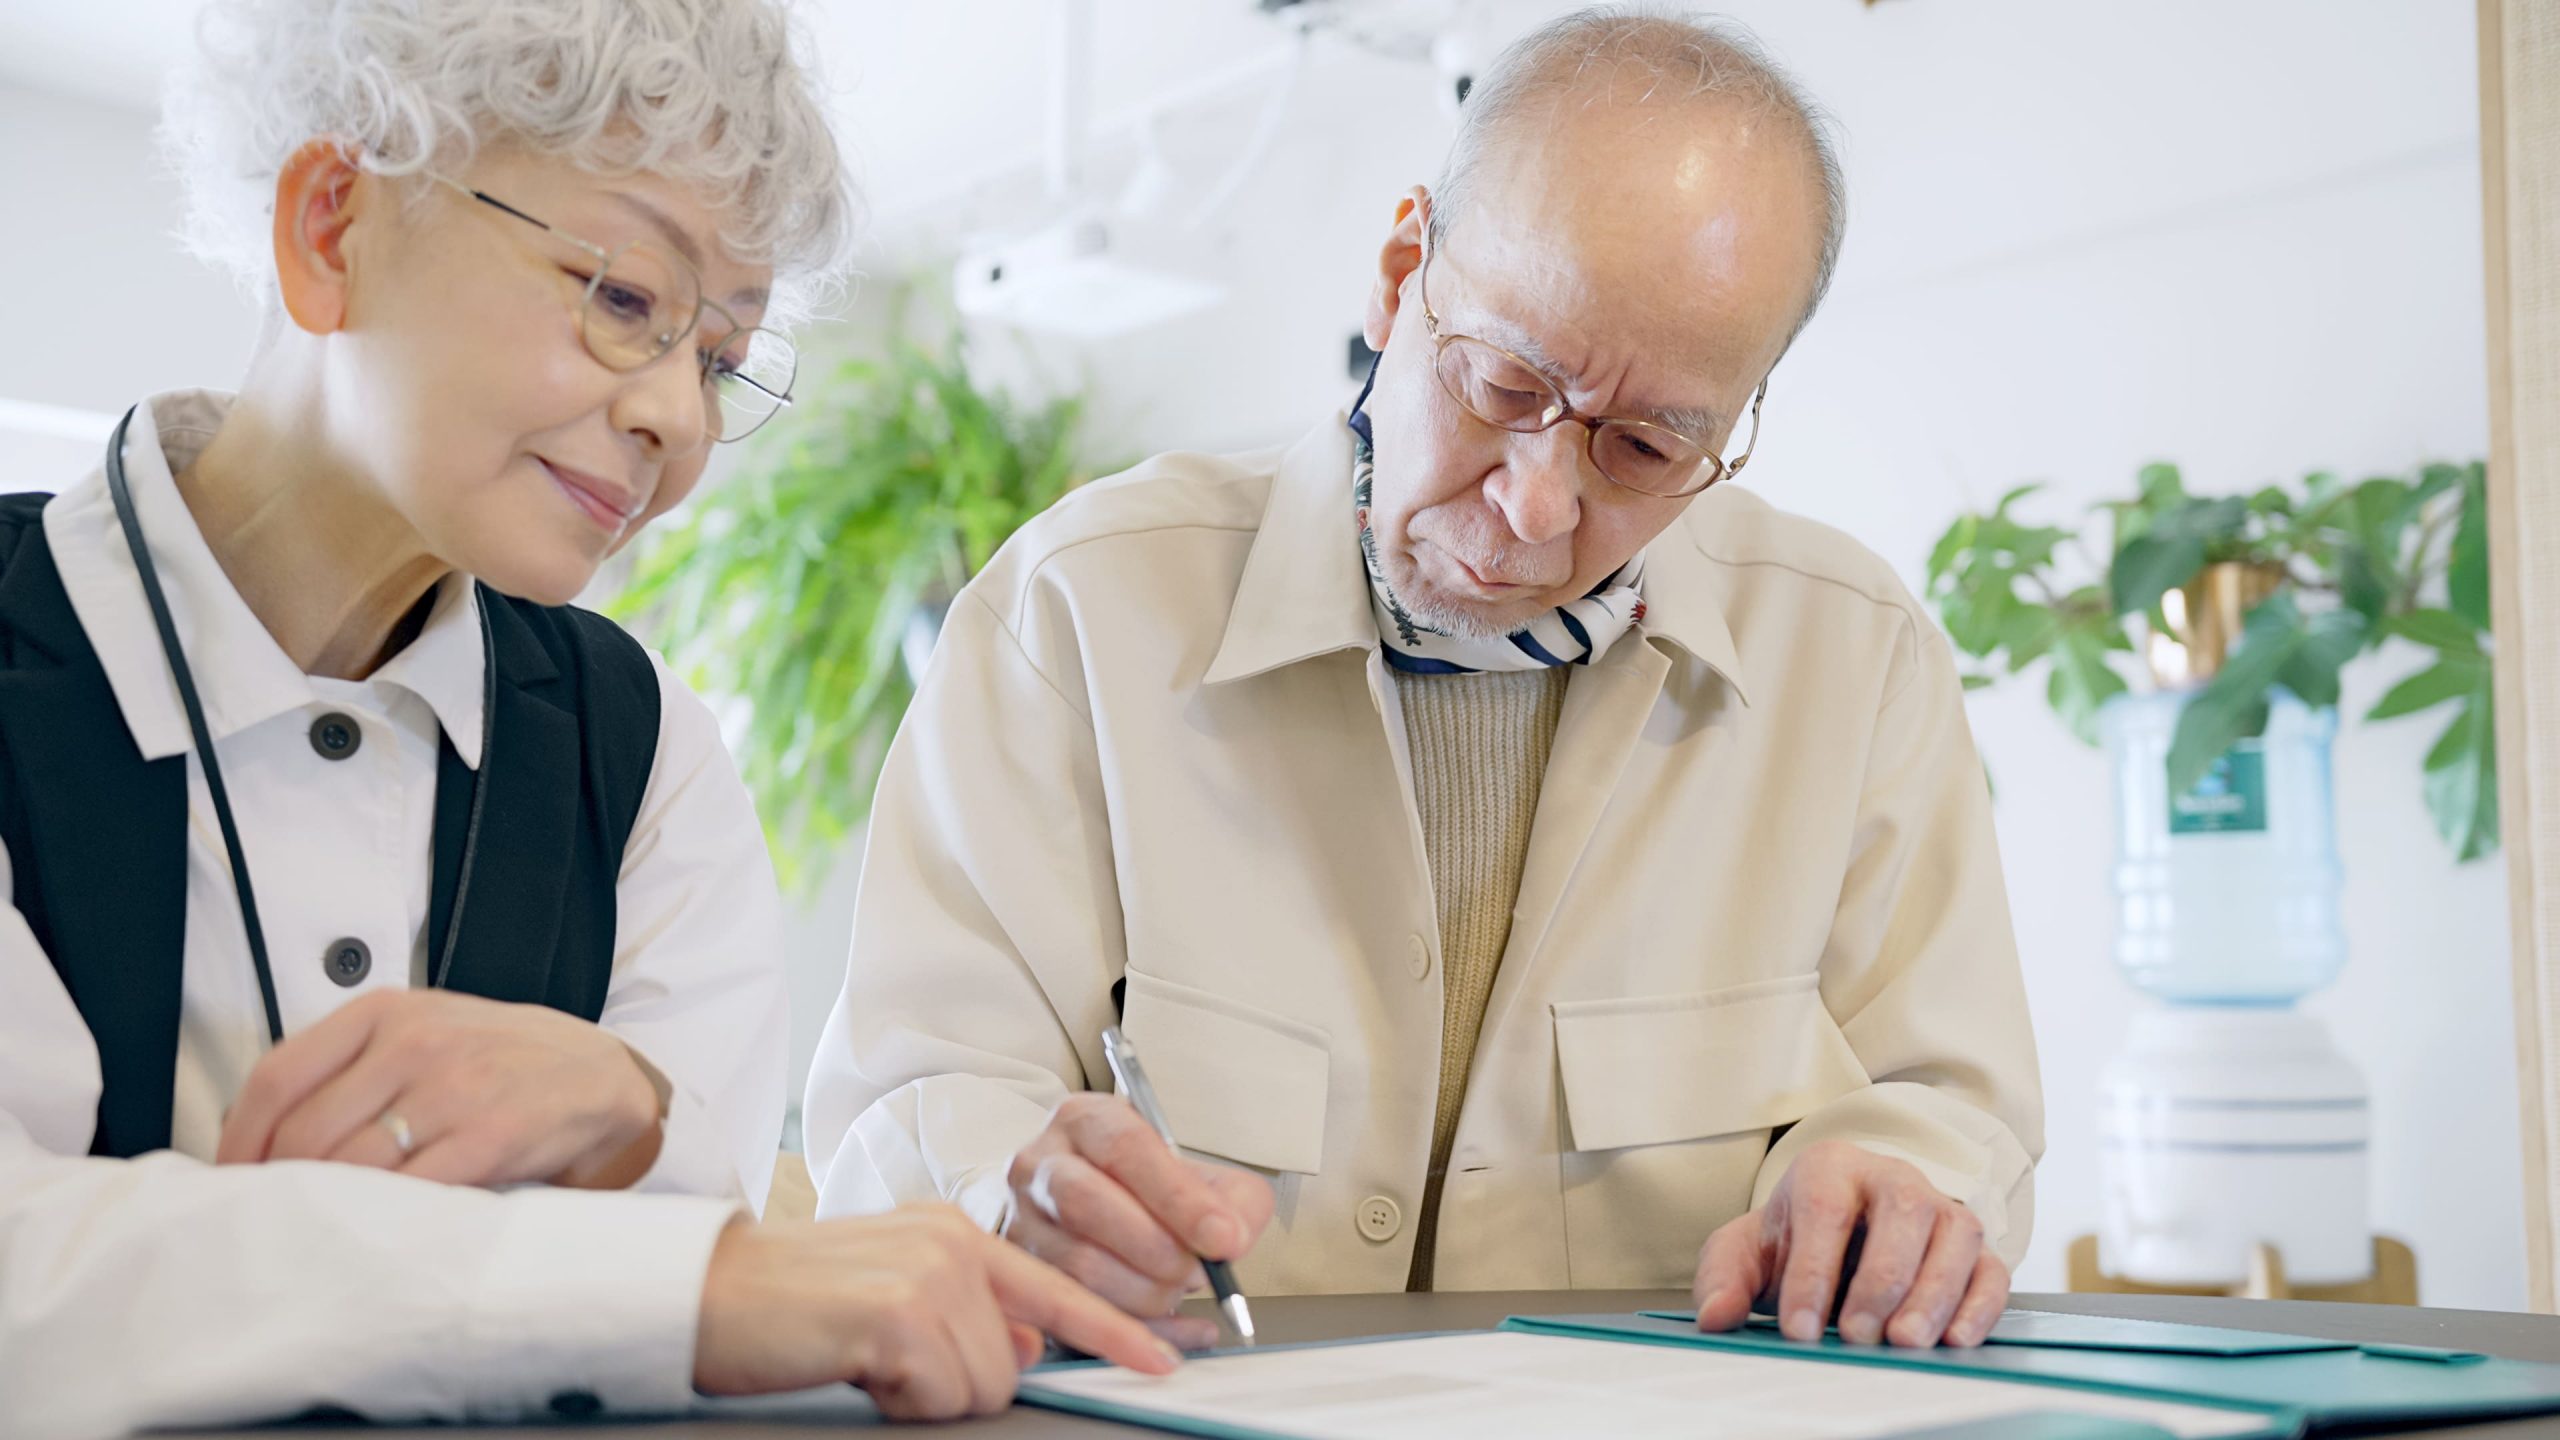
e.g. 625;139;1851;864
1553;975;1868;1152
1119;970;1331;1174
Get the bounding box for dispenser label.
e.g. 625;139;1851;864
2170;742;2268;834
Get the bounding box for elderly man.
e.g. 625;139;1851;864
806;6;2041;1353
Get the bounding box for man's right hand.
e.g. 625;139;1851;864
1004;1094;1275;1348
693;1205;1181;1421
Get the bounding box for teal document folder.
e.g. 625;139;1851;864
1019;1309;2560;1439
1499;1309;2560;1434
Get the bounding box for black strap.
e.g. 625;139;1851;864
102;407;286;1044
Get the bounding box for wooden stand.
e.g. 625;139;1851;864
2067;1234;2418;1304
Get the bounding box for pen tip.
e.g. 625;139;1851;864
1224;1294;1258;1347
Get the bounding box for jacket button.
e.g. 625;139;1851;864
323;937;372;987
308;712;361;761
1356;1194;1402;1242
1406;934;1431;981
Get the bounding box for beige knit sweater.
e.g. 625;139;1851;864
1394;666;1570;1289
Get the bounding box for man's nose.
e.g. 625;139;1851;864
1485;426;1584;546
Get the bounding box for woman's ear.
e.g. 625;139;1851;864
1362;186;1430;353
270;139;368;335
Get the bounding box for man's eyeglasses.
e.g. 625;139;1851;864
426;172;795;444
1415;232;1764;499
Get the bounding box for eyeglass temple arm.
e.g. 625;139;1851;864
425;171;612;265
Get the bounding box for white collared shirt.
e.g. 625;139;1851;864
0;392;786;1437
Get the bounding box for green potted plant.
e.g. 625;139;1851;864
612;335;1102;890
1925;459;2496;861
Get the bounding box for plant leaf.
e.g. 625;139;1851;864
2389;607;2483;655
2110;496;2247;618
2272;608;2371;710
2167;592;2303;794
2423;684;2500;861
2451;461;2491;631
2368;656;2488;721
2111;532;2204;619
2046;626;2130;747
607;325;1112;893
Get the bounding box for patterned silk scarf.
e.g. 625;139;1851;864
1349;391;1648;676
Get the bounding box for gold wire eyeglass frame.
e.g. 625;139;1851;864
1414;231;1765;499
423;171;795;443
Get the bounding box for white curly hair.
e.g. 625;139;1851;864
159;0;861;331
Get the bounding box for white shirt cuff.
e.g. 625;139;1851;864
458;1188;737;1419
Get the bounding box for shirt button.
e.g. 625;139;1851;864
323;937;372;987
308;712;362;761
1406;934;1432;981
1356;1194;1403;1242
548;1391;602;1418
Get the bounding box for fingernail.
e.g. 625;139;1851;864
1839;1313;1881;1346
1155;1340;1186;1369
1199;1216;1242;1255
1786;1308;1820;1341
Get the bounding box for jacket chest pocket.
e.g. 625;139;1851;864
1119;969;1331;1176
1549;974;1869;1286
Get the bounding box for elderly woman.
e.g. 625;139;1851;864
0;2;1172;1433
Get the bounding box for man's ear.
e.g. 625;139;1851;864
270;139;369;336
1362;186;1431;352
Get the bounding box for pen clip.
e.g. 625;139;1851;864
1100;1025;1182;1150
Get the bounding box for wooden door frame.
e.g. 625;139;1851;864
2480;0;2560;1316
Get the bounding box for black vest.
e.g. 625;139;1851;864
0;492;661;1158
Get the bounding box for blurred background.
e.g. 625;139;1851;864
0;1;2514;1308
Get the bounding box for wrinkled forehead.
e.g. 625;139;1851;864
1434;96;1827;382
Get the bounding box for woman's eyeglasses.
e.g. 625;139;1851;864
426;172;795;444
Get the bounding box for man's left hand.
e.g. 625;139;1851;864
214;990;665;1190
1692;1139;2009;1349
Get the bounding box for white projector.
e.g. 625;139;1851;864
954;208;1225;341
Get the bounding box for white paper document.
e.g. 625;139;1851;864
1023;1331;2276;1439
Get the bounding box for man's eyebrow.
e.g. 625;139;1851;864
1647;402;1724;443
1469;312;1725;442
604;192;772;313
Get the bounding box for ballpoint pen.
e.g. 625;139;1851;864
1100;1025;1259;1347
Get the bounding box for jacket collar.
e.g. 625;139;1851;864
1203;407;1750;706
44;391;494;766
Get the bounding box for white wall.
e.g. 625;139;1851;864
0;83;258;485
0;0;2520;1311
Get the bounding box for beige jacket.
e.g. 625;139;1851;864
804;413;2043;1292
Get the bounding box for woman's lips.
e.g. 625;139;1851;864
542;460;641;532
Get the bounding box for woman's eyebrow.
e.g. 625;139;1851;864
605;191;769;311
605;190;705;267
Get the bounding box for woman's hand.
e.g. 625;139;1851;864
693;1207;1183;1420
214;990;666;1189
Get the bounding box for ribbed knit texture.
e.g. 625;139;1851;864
1396;665;1569;1289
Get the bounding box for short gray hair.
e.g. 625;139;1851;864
1430;6;1846;349
160;0;860;330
